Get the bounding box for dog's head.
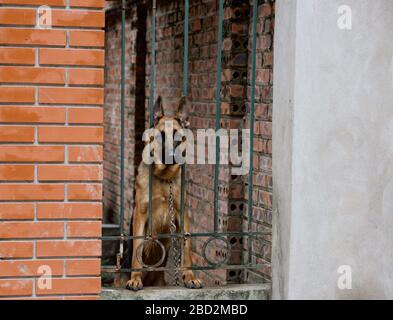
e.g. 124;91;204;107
148;96;190;179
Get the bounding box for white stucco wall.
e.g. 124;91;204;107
272;0;393;299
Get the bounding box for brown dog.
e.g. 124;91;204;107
126;96;203;290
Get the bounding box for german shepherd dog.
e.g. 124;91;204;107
126;96;203;290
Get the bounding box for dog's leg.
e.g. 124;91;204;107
181;211;203;289
126;205;146;291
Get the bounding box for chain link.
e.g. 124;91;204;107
168;179;181;286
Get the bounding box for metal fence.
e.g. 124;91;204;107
102;0;270;283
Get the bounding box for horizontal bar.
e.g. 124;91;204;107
101;231;271;241
102;224;120;229
102;264;270;273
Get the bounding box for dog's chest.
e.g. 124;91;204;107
151;179;179;233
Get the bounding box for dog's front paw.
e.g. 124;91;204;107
126;276;143;291
182;271;203;289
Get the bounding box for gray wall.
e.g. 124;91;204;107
272;0;393;299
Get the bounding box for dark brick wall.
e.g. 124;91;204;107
103;0;274;286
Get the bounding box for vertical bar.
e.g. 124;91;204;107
180;0;189;264
247;0;258;265
119;0;126;240
148;0;157;237
213;0;224;233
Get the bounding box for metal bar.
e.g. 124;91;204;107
102;264;270;273
247;0;258;264
180;0;189;265
213;0;224;233
148;0;157;237
102;230;270;241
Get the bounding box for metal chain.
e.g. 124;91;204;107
168;179;181;286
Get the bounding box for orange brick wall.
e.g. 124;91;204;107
0;0;105;299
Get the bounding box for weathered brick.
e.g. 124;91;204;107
0;222;64;239
39;48;104;67
0;241;34;258
0;146;64;162
36;277;100;295
0;28;66;46
38;127;103;143
0;48;35;65
67;183;102;200
39;87;104;105
0;184;64;201
38;164;103;181
0;106;66;124
37;202;102;219
68;146;103;163
36;240;101;257
0;203;34;220
0;67;65;84
0;280;33;297
0;165;34;181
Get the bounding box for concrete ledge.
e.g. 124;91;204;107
101;284;271;300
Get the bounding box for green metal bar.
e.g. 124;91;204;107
102;264;270;273
180;0;189;263
102;230;270;241
148;0;157;237
247;0;258;264
213;0;224;233
119;0;126;240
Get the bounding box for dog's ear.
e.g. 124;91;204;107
176;96;190;127
153;96;164;122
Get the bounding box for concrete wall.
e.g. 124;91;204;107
272;0;393;299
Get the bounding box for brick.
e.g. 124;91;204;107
69;30;104;47
0;280;32;297
0;87;34;103
39;48;104;66
0;222;64;239
0;184;64;201
37;202;102;219
70;0;105;8
68;107;103;124
36;240;101;257
66;259;100;276
0;67;65;84
0;126;34;142
0;260;63;277
68;183;102;200
0;146;64;162
0;28;66;46
52;10;104;28
0;165;34;181
38;165;102;181
39;87;104;105
256;69;270;84
68;69;104;86
67;221;101;238
38;126;103;143
0;48;35;65
0;106;66;124
0;0;65;5
68;146;103;163
0;203;34;220
63;295;100;300
0;241;33;258
36;277;100;295
0;8;35;25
